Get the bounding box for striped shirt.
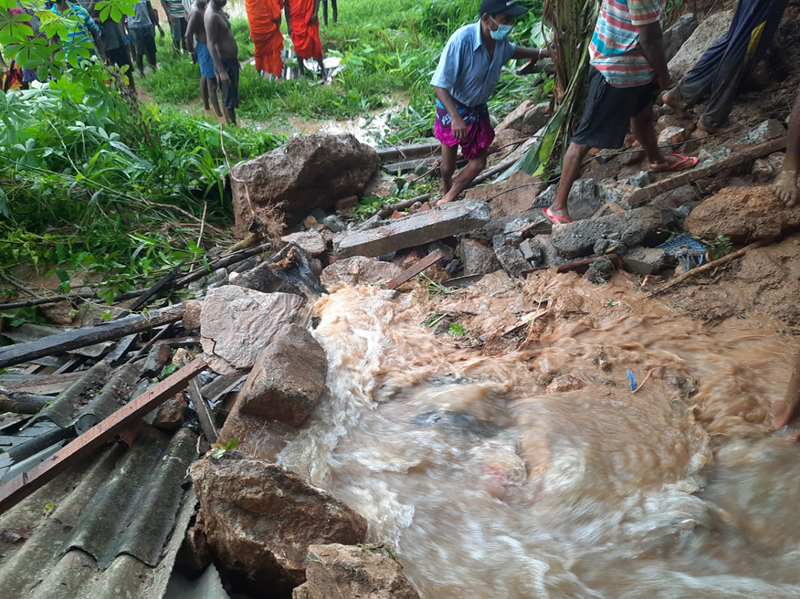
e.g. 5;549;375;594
163;0;186;17
50;3;100;54
589;0;666;87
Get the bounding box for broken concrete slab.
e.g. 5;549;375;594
293;544;421;599
567;178;605;221
236;324;327;427
320;256;403;287
493;235;529;275
621;247;668;275
669;10;733;81
280;231;327;257
684;185;800;244
551;206;675;258
459;239;500;276
336;201;491;258
191;452;367;590
200;286;304;374
230;133;379;236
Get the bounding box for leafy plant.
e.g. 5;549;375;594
210;437;240;459
448;322;467;337
708;235;734;261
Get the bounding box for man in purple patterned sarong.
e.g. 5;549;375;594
431;0;546;206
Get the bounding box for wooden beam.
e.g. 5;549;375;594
629;137;787;207
385;249;445;290
0;357;208;515
0;305;185;370
186;378;218;443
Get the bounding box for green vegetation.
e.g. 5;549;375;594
144;0;551;143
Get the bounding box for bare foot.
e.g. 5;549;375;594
774;169;798;207
436;190;458;207
661;89;692;118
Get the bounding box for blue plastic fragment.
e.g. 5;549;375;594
657;233;707;270
627;370;636;390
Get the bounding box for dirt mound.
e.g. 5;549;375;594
664;234;800;326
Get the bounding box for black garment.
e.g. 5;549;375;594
572;67;658;150
129;26;156;57
219;58;240;110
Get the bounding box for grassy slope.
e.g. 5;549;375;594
143;0;549;143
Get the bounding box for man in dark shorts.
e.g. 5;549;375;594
544;0;699;224
185;0;222;117
127;0;159;75
205;0;239;125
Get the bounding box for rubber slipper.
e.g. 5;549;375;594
542;207;572;224
649;153;699;173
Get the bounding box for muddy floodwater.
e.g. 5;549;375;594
256;270;800;598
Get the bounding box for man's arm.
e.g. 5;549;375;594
637;21;670;89
205;12;229;83
433;86;467;141
511;46;547;60
184;9;199;54
160;0;173;23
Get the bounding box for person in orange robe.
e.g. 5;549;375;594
285;0;326;80
246;0;284;78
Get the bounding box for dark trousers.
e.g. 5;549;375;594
676;0;787;128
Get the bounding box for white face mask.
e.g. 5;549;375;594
489;16;513;40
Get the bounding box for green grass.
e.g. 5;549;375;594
143;0;551;143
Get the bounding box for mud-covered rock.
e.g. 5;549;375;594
200;286;304;373
459;239;500;276
685;186;800;244
321;256;403;287
182;299;203;332
551;206;674;258
236;324;327;427
230;134;379;236
496;100;550;135
281;231;327;257
191;453;367;590
293;544;421;599
151;391;188;430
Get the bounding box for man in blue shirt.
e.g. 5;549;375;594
50;0;107;65
431;0;546;206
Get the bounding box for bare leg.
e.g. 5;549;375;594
440;143;457;196
549;141;589;220
323;1;328;26
206;77;222;117
331;0;337;23
774;91;800;207
631;102;665;166
437;150;487;206
200;75;210;111
772;349;800;430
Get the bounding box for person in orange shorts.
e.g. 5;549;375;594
285;0;326;80
245;0;284;79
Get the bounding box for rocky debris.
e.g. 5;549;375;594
293;544;421;599
466;170;542;218
697;146;731;164
626;171;657;189
739;119;785;145
546;374;585;394
151;390;188;430
751;158;776;182
200;286;304;374
621;246;668;275
335;195;359;212
40;301;76;326
232;244;327;299
493;235;529;276
663;13;698;61
551;206;674;258
191;452;368;590
495;100;551;136
658;126;688;146
685;186;800;244
230;133;379;236
459;239;501;276
490;128;527;155
182;299;203;332
177;517;212;574
566;178;604;221
583;255;616;283
280;231;327;257
322;215;347;233
668;10;734;81
235;324;327;427
336;201;491;258
598;179;640;210
320;256;403;287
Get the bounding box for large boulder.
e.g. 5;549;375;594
293;544;421;599
200;286;304;373
231;133;379;237
685;186;800;244
662;13;698;61
191;453;367;590
236;323;327;426
668;10;733;81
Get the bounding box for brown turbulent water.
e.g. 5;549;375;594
270;270;800;598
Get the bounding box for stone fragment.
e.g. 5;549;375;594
658;126;687;146
598;179;640;209
697;146;732;164
303;215;318;229
200;286;304;374
740;119;785;145
751;158;775;182
685;185;800;244
235;324;327;427
626;171;656;189
293;544;421;599
519;238;541;262
546;374;585;394
41;301;75;326
496;99;550;135
177;517;212;574
567;178;604;221
320;256;403;287
152;391;188;430
493;235;530;275
281;231;327;257
532;184;557;208
230;134;379;236
191;453;368;589
551;206;674;258
336;201;491;258
232;244;327;299
663;13;698;60
459;239;500;276
668;10;734;81
621;246;668;275
335;195;359;212
322;215;347;233
182;299;203;332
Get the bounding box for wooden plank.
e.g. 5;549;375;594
0;357;208;514
385;249;445;290
0;305;185;370
186;378;218;443
628;137;787;207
